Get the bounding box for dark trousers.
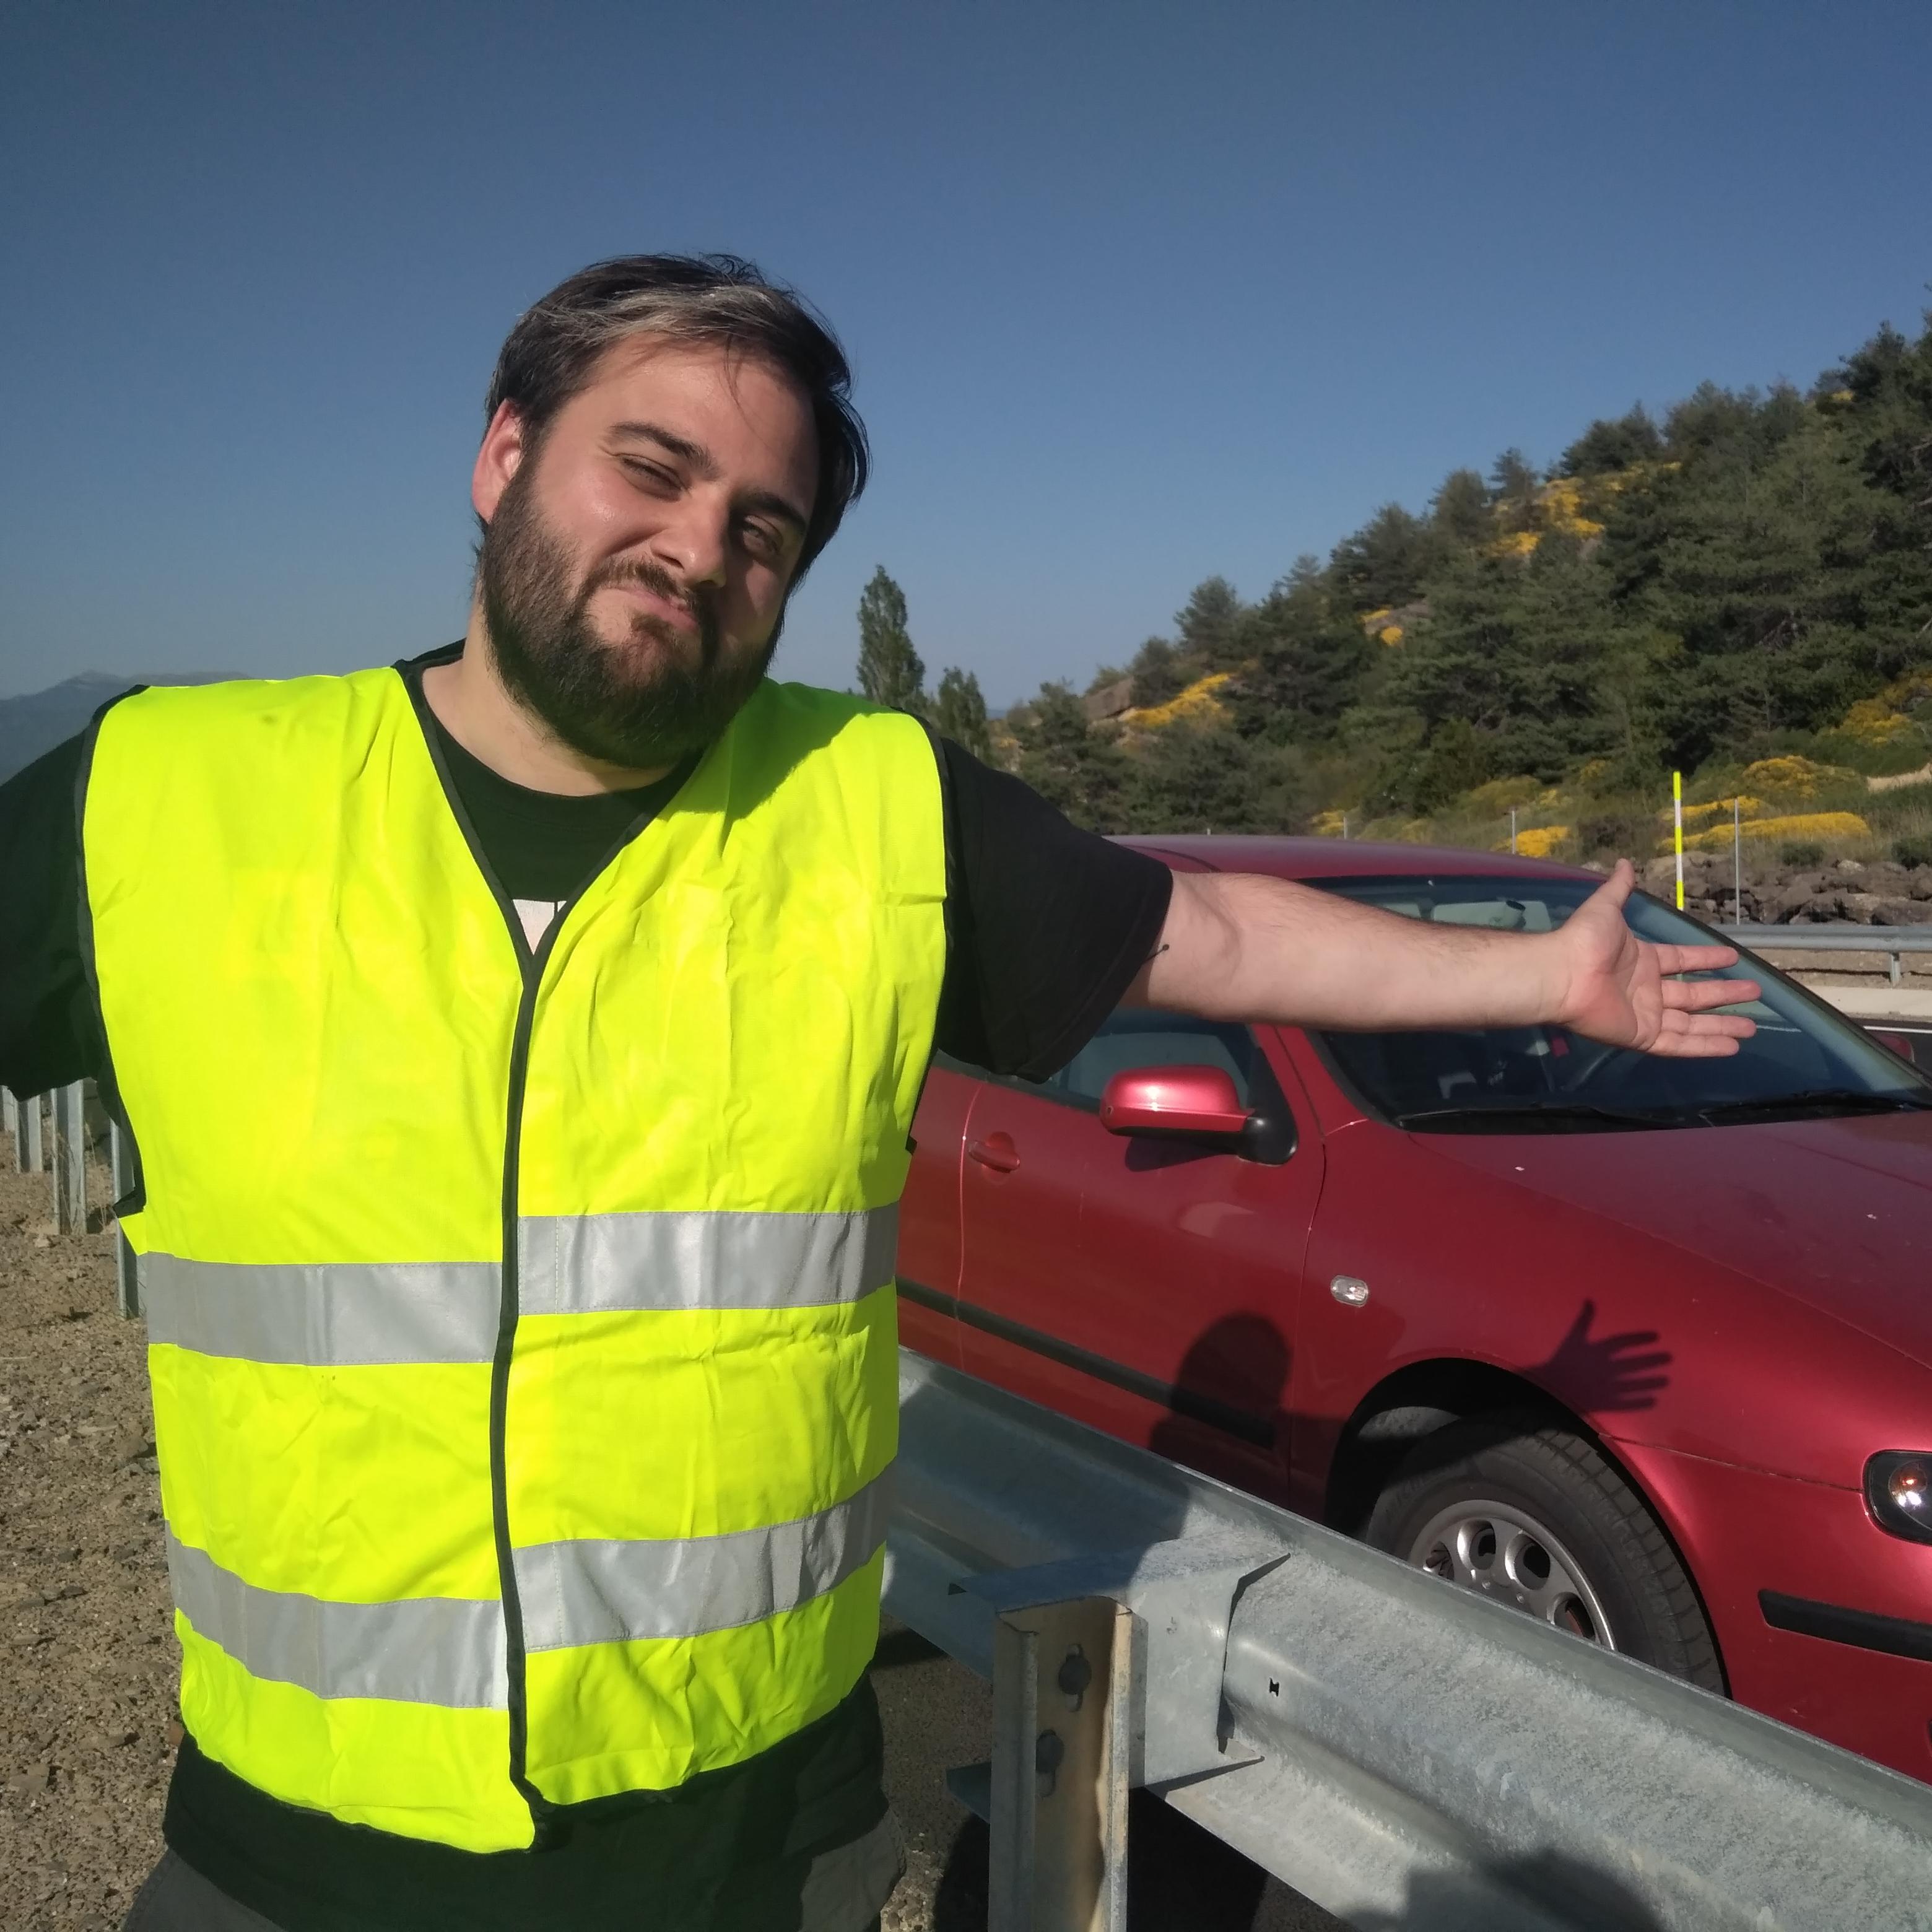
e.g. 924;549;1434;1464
124;1853;284;1930
123;1849;888;1931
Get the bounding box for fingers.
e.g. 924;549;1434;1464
1645;1034;1746;1057
1651;942;1742;975
1660;975;1762;1012
1647;1009;1757;1056
1671;1011;1758;1037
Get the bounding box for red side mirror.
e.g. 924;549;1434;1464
1099;1064;1251;1137
1870;1029;1918;1066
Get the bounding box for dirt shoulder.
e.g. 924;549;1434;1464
1;1154;174;1931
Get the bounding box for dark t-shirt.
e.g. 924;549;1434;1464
0;653;1173;1932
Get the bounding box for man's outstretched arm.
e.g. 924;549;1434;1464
1129;859;1761;1058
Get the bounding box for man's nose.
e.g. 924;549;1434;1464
649;497;730;589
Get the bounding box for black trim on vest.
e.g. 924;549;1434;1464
905;723;960;1157
895;1277;1279;1448
72;684;150;1216
398;649;710;1846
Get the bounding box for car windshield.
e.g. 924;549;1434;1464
1306;874;1932;1132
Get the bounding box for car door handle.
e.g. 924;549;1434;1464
967;1133;1020;1174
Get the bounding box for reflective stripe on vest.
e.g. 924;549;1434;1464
138;1205;898;1366
167;1465;890;1694
514;1466;894;1650
167;1533;507;1707
84;669;947;1850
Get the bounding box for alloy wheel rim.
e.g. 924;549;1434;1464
1403;1497;1620;1648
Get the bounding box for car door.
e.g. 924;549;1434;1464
950;1010;1325;1500
897;1061;975;1367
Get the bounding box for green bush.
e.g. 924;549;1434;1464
1780;842;1827;869
1577;810;1655;859
1894;835;1932;869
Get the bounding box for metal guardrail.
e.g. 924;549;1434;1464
886;1350;1932;1931
1728;923;1932;986
1;1081;139;1308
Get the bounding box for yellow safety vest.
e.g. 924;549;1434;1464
80;667;947;1852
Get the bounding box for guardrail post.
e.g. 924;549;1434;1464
987;1598;1133;1932
1;1087;15;1151
52;1082;85;1234
18;1090;45;1175
110;1120;140;1318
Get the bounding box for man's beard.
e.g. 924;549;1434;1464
477;468;778;771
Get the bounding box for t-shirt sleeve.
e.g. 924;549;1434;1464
0;732;95;1098
930;734;1173;1081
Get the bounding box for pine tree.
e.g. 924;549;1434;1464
1489;449;1541;532
1173;577;1245;667
1429;469;1493;550
1128;637;1185;707
855;567;926;713
1329;504;1433;610
933;666;993;760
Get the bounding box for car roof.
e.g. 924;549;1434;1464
1115;833;1602;886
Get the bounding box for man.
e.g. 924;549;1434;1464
0;255;1756;1932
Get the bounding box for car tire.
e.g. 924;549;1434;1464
1363;1412;1725;1693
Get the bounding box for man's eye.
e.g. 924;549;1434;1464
622;459;677;492
741;521;783;560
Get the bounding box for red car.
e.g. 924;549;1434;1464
897;837;1932;1783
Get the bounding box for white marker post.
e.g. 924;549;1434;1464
1673;770;1685;911
1733;796;1743;927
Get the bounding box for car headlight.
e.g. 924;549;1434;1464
1865;1452;1932;1544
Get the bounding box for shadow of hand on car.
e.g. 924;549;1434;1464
1534;1298;1671;1414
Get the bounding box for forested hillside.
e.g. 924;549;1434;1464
985;306;1932;866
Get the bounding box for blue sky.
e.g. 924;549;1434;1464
3;0;1929;705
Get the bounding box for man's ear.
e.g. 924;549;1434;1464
472;402;529;524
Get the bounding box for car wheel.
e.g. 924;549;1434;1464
1363;1412;1724;1692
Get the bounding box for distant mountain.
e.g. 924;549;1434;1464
0;671;236;784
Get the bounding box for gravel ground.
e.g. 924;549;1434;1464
0;1141;1321;1931
1;1155;176;1932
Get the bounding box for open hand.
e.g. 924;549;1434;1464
1554;861;1761;1056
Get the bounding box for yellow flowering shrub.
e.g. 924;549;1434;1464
1121;672;1233;732
1739;755;1860;801
1508;825;1570;859
1838;698;1915;746
1310;809;1347;837
1678;811;1869;853
1538;477;1606;540
1676;796;1772;827
1378;624;1404;645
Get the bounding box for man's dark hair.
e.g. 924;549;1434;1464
484;254;868;573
